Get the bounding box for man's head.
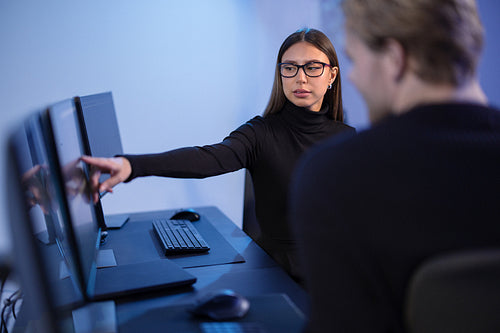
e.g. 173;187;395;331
341;0;484;122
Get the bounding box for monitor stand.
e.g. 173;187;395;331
72;300;117;333
104;213;129;229
58;249;118;281
97;249;117;268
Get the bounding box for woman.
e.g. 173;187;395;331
82;28;356;281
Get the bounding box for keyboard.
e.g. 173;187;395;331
153;219;210;254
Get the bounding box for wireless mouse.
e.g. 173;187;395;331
170;208;200;222
190;289;250;321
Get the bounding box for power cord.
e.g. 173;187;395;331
1;263;22;333
1;288;22;333
0;275;7;333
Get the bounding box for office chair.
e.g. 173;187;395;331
242;170;262;246
405;249;500;333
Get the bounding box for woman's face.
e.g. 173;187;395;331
281;41;337;112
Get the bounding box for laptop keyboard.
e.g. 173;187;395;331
153;219;210;254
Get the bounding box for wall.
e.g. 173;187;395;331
0;0;323;257
1;0;498;259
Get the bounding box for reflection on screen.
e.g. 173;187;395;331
10;113;84;310
46;99;101;296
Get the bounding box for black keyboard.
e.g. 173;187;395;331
153;219;210;254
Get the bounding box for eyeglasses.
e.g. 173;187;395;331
278;61;332;78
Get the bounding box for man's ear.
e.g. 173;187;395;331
383;38;407;82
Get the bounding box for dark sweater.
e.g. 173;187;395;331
291;102;500;332
124;101;355;276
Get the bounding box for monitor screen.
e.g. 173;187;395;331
42;99;101;297
7;112;84;331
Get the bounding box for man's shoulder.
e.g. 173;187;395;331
309;119;398;155
299;115;415;173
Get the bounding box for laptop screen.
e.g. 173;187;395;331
42;99;101;297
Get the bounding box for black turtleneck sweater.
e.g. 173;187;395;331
124;102;355;276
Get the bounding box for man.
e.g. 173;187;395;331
290;0;500;331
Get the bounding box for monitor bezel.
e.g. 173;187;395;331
40;99;102;299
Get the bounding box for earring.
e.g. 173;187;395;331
328;83;333;90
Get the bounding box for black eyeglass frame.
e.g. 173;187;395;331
278;61;332;78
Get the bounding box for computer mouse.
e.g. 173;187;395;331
170;208;200;222
190;289;250;321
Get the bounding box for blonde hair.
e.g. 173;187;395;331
263;28;344;122
342;0;484;85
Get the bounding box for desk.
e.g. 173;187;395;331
106;206;308;332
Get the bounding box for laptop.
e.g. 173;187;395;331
40;98;196;301
7;113;116;332
74;92;129;229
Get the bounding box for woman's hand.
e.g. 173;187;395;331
80;156;132;203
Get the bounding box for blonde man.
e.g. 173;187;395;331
291;0;500;331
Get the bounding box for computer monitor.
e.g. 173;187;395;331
40;99;101;298
7;112;85;332
41;98;196;300
74;92;129;229
74;91;123;181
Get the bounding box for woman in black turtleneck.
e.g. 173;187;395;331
82;28;355;281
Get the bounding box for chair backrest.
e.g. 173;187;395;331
242;170;262;244
405;249;500;333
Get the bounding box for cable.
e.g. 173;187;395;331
1;289;21;333
0;270;9;333
11;300;18;321
0;279;6;303
1;300;8;333
9;290;21;320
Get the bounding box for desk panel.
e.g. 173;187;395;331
102;210;246;268
111;206;309;331
107;206;279;270
118;293;305;333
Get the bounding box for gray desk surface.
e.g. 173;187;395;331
109;206;309;331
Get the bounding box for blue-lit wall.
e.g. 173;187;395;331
0;0;324;255
0;0;498;257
